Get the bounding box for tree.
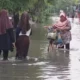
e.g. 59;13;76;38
0;0;28;12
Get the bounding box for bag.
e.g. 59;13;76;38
47;32;57;39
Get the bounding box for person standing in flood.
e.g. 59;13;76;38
15;11;32;60
53;12;72;50
71;10;75;22
13;11;19;29
0;9;15;60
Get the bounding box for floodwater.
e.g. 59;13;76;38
0;18;80;80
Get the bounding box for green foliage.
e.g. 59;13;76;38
0;0;27;12
54;0;78;13
0;0;55;22
0;0;78;23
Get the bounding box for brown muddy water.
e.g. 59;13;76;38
0;18;80;80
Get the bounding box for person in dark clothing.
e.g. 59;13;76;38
0;9;15;60
15;11;32;60
71;10;75;22
13;12;19;28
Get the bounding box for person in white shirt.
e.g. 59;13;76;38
15;11;32;60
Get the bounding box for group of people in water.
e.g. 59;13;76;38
0;9;32;60
0;9;72;61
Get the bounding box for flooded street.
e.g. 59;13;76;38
0;18;80;80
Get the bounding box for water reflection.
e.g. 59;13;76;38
0;19;80;80
38;48;70;80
